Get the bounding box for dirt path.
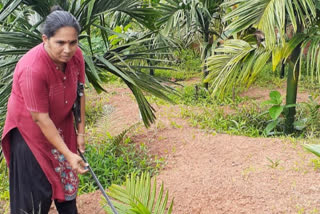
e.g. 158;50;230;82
73;87;320;214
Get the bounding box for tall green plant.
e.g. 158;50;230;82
157;0;225;89
262;90;296;135
206;0;318;134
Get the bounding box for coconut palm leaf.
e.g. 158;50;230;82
205;39;272;97
271;32;307;71
91;42;177;127
156;0;225;90
0;31;42;48
205;34;309;98
105;172;173;214
0;0;23;22
300;33;320;84
206;0;320;133
223;0;316;49
304;144;320;157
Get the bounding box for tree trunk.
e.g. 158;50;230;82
284;62;299;134
148;58;154;76
203;62;209;89
284;22;302;134
280;62;285;79
203;30;211;90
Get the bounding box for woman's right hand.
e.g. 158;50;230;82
66;152;88;174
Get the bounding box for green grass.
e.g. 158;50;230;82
167;85;249;107
143;48;202;81
85;93;106;127
0;158;9;213
0;159;9;200
147;78;320;139
78;128;163;194
152;68;200;81
180;104;266;137
254;63;285;88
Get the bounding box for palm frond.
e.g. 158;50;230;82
0;31;41;48
271;33;307;70
205;39;272;97
304;144;320;158
105;172;174;214
0;0;23;22
223;0;316;49
300;33;320;83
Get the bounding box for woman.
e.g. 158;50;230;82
1;6;88;214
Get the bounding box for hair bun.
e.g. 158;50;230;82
50;5;64;13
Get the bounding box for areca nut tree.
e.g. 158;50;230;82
205;0;320;134
157;0;226;89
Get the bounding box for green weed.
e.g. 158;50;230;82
167;85;247;107
266;157;280;168
254;63;285;88
310;158;320;172
181;102;266;137
169;85;320;139
170;121;182;128
173;48;202;73
78;128;163;194
85;91;107;127
152;68;200;81
0;158;9;213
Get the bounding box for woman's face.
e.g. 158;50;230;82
42;26;78;66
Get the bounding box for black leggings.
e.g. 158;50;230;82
9;128;78;214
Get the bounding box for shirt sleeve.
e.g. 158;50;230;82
19;66;49;113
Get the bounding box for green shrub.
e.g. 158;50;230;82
78;128;163;194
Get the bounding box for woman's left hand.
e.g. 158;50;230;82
77;135;85;153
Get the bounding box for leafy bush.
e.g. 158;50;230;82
166;84;320;138
262;90;296;135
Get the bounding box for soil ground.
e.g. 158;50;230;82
66;85;320;214
3;83;319;214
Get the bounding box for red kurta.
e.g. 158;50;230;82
1;43;85;201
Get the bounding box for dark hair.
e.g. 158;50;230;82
42;5;81;38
